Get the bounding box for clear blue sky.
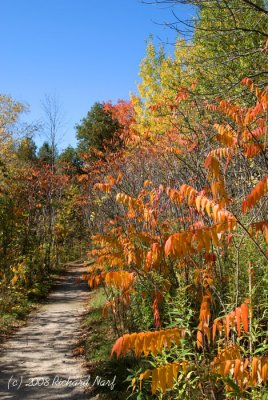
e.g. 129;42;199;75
0;0;193;151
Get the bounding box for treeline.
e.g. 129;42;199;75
0;92;134;329
0;98;87;323
0;92;132;308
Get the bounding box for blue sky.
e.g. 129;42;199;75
0;0;193;151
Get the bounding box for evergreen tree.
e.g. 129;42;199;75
38;141;55;165
58;146;83;175
76;102;122;153
17;137;37;162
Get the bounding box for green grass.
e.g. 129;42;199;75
83;288;115;362
81;288;137;399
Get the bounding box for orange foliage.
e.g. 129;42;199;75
212;302;249;341
111;328;184;358
211;345;268;390
250;220;268;243
197;294;212;349
139;361;188;395
105;271;135;291
86;79;268;397
242;175;268;213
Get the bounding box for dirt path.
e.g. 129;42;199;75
0;265;91;400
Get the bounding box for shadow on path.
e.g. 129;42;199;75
0;266;90;400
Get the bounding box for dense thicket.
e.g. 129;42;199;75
80;1;267;399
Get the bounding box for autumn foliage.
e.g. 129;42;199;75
1;4;267;397
83;78;267;399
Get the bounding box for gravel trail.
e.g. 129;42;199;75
0;265;91;400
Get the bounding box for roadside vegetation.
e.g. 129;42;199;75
81;288;134;399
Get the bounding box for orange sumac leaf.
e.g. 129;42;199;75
211;344;242;379
212;320;218;342
235;307;241;336
224;360;232;376
140;362;183;395
139;370;151;391
214;124;237;147
153;298;161;330
261;356;268;383
212;301;248;341
105;271;135;290
250;220;268;243
242;175;268;214
111;328;184;359
234;359;241;380
251;356;259;385
241;303;249;334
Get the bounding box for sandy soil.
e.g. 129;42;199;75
0;265;91;400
